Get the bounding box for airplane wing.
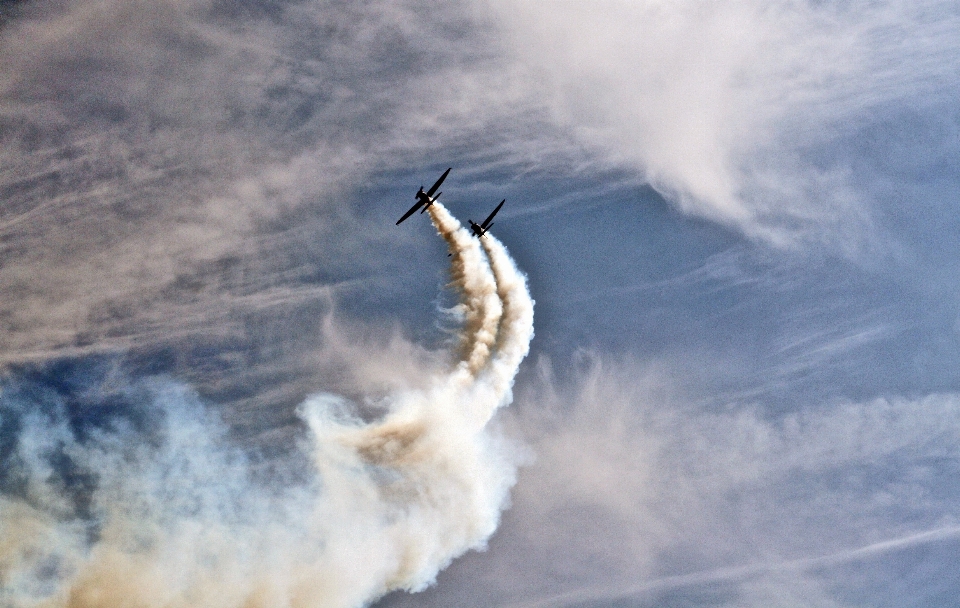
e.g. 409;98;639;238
480;199;505;229
396;200;424;225
425;168;451;198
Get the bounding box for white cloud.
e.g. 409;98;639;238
0;0;471;364
481;0;960;249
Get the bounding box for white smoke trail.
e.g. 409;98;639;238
0;202;534;608
427;202;503;378
479;234;536;422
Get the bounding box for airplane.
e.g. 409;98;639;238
469;199;504;238
396;167;452;225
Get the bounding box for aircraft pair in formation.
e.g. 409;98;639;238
395;168;504;238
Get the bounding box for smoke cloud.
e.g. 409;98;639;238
0;203;533;608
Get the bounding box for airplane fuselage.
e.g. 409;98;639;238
415;187;443;214
468;220;487;237
468;199;504;238
416;190;436;207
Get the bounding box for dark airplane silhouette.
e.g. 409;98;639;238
469;199;504;238
396;168;451;225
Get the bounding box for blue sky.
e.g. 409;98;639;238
2;1;960;606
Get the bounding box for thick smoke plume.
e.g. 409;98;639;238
0;203;533;608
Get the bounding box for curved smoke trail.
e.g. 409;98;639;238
427;202;503;378
477;234;536;425
0;202;533;608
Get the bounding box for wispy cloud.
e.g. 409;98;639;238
381;356;960;607
5;0;950;368
480;0;960;250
